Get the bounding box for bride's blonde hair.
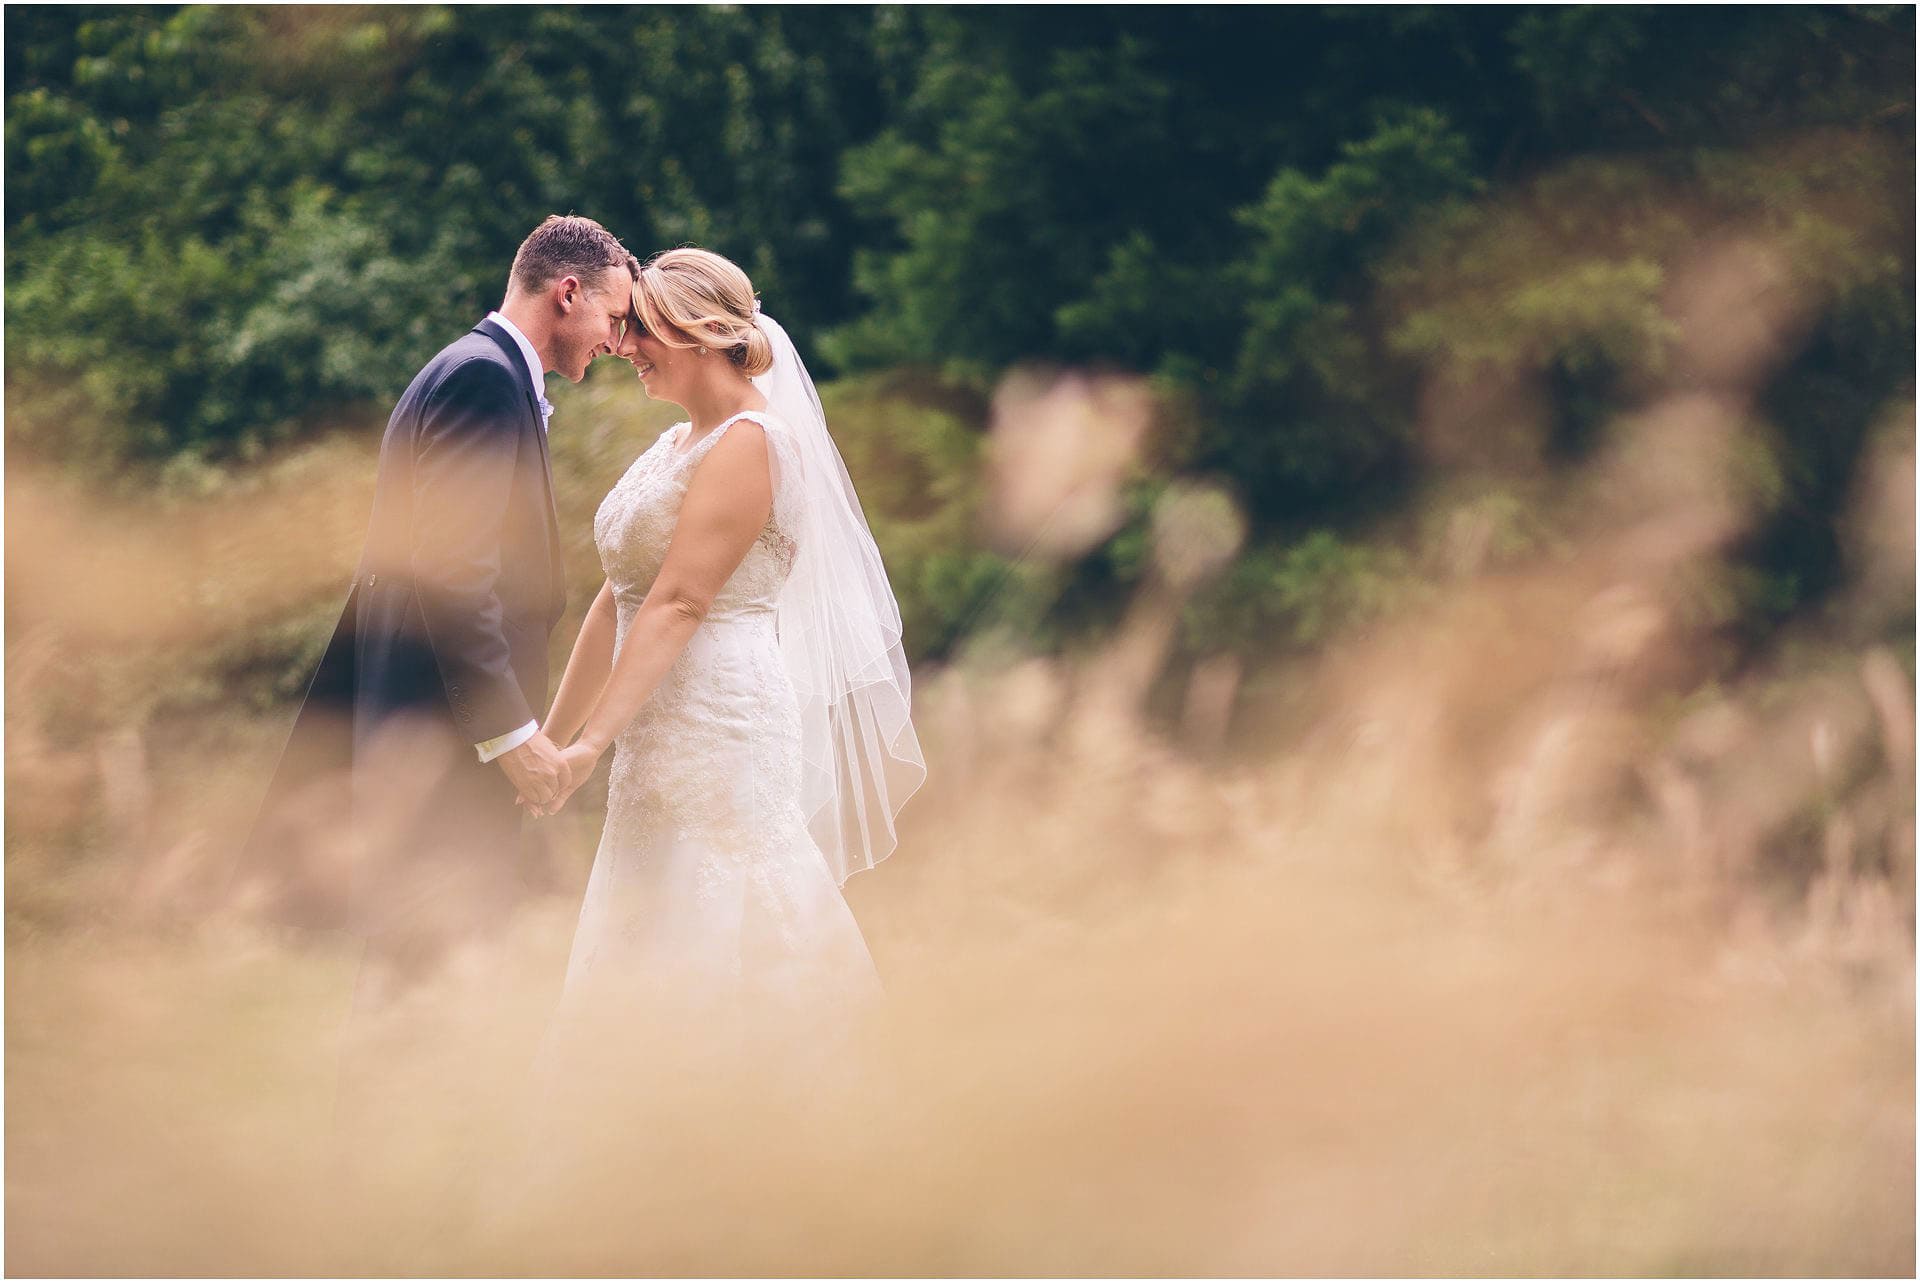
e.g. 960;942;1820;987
631;247;773;377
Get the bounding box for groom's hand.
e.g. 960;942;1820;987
497;732;564;809
521;741;603;818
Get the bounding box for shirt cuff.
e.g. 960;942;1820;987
475;719;539;763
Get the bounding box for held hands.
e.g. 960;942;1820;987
496;731;566;809
517;739;604;818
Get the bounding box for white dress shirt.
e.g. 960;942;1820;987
473;311;548;763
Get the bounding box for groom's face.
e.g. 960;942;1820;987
551;267;634;383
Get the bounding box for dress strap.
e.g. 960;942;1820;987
712;409;785;437
675;409;784;456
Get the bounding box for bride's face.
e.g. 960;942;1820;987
612;320;687;404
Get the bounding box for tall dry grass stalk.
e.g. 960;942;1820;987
6;237;1913;1277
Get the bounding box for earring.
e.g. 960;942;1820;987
696;346;707;356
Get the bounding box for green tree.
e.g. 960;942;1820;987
5;5;898;465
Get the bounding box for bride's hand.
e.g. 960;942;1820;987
522;741;604;818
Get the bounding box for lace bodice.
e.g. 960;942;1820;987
593;411;799;619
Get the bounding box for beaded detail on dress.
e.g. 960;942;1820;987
559;410;879;1013
592;412;799;622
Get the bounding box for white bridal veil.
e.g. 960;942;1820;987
752;309;926;883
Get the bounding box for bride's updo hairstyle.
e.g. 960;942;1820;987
631;247;774;377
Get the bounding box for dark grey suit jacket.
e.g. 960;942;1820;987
242;318;567;933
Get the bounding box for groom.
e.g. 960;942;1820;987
245;214;637;991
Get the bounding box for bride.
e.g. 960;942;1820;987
528;248;924;1069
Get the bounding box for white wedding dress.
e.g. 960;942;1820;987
546;410;883;1069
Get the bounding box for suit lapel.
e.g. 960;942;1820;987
531;391;566;618
473;320;567;618
472;318;543;423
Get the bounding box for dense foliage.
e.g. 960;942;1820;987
7;5;1914;664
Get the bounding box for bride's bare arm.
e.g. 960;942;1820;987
543;578;617;748
570;420;773;764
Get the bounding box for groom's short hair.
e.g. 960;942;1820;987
510;215;639;296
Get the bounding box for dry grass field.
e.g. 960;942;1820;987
6;307;1913;1276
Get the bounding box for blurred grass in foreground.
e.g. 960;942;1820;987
5;221;1914;1278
